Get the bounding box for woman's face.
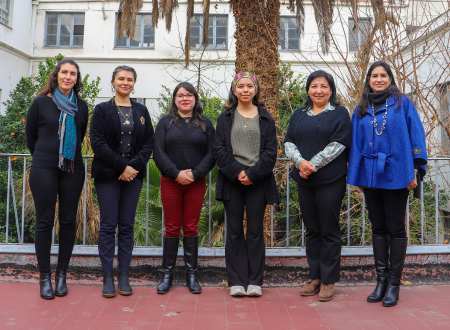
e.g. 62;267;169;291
57;63;78;96
308;77;331;108
234;78;256;104
369;66;392;93
112;70;135;97
174;87;196;115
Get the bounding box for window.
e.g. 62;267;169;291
45;13;85;47
190;15;228;50
439;83;450;151
0;0;10;26
278;17;300;50
131;98;145;105
348;17;372;52
115;14;155;48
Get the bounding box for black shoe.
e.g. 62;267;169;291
157;237;179;294
367;234;389;303
183;236;201;294
55;269;68;297
39;272;55;300
118;269;132;296
102;271;116;298
383;237;408;307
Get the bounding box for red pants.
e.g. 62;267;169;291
160;175;206;237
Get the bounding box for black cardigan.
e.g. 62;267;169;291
213;105;280;205
90;98;154;180
26;96;88;170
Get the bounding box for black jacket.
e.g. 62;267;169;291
213;105;280;205
90;98;154;180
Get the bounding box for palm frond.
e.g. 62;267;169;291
202;0;211;45
116;0;144;40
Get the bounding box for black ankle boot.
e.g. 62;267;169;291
118;269;132;296
102;271;116;298
39;273;55;300
183;236;201;294
367;234;389;303
157;237;179;294
383;237;408;307
55;269;68;297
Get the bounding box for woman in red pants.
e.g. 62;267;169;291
153;82;215;294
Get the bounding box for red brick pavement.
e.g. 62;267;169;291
0;283;449;329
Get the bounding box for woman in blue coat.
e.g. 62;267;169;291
347;61;427;307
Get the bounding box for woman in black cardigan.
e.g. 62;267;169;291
214;72;280;297
26;59;88;299
284;70;352;302
90;66;154;298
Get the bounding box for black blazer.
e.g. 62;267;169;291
213;105;280;205
90;98;154;180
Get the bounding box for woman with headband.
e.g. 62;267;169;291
214;72;280;297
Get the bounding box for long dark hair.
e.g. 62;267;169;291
224;80;264;110
169;82;205;132
358;61;403;118
38;59;83;98
303;70;340;110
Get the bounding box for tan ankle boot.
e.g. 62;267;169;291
319;283;335;302
300;279;321;296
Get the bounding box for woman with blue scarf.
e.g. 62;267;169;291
347;61;427;307
26;59;89;299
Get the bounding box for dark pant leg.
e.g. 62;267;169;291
56;168;86;271
297;184;321;280
315;176;346;284
29;167;59;274
95;179;121;272
383;189;409;238
182;178;206;237
160;176;183;238
223;181;247;287
117;178;143;270
365;189;389;236
244;182;267;286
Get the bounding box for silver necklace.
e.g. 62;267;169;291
371;99;388;136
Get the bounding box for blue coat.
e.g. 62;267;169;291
347;95;427;189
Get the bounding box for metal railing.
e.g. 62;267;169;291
1;153;450;256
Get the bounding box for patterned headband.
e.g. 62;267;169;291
232;72;259;93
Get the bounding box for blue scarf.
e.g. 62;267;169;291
52;88;78;172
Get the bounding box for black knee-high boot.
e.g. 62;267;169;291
183;236;201;294
367;234;389;303
383;237;408;307
157;237;179;294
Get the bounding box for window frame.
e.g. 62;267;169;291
44;12;85;48
439;82;450;153
278;16;301;51
114;13;155;49
348;17;372;52
0;0;10;27
190;14;228;50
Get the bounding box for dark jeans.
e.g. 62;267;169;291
297;176;346;284
29;167;85;274
95;177;143;272
364;188;409;238
223;179;267;288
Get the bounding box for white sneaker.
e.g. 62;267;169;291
246;285;262;297
230;286;246;296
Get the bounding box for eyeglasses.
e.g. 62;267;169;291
176;93;194;99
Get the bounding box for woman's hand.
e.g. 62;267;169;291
407;170;418;189
299;160;316;179
118;166;138;182
238;170;253;185
176;169;195;185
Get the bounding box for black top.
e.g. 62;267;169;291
369;90;390;111
25;96;89;170
153;115;215;180
117;106;134;154
284;105;352;186
213;105;281;205
90;98;154;180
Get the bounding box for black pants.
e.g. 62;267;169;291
29;167;85;274
297;176;346;284
223;179;267;288
95;177;143;272
364;188;408;238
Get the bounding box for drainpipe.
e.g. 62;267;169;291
29;0;39;76
102;0;107;20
